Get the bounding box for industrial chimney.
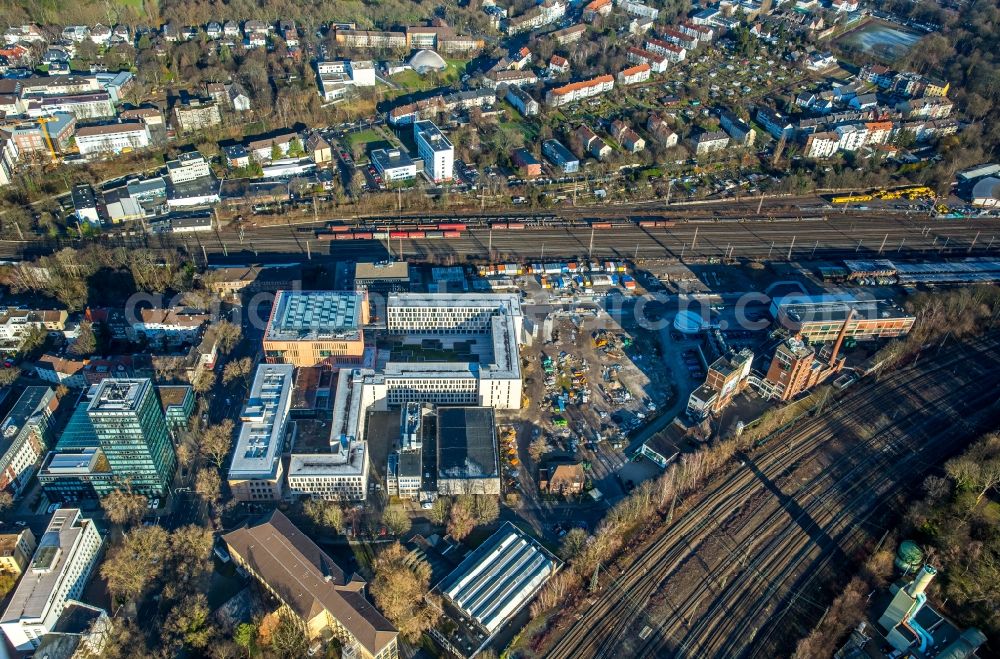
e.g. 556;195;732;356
907;564;937;598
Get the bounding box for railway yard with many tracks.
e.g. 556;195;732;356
4;196;1000;263
541;333;1000;659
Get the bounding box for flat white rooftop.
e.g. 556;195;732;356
0;509;95;624
288;441;366;478
229;364;293;479
387;293;521;312
87;379;151;412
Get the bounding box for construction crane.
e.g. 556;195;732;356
35;116;59;164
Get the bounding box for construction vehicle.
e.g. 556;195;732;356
831;193;873;204
832;186;935;204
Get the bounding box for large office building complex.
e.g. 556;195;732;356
413;120;454;183
264;290;369;367
382;294;524;409
386;293;524;336
86;379;176;497
0;509;103;651
228;364;294;502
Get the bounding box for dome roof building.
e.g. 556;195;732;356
409;49;447;74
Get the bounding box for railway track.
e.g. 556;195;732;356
5;202;999;262
651;369;1000;659
544;334;1000;659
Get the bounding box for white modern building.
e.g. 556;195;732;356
227;364;293;502
316;60;376;100
348;60;376;86
0;387;55;496
835;124;868;152
75;123;150;157
413;120;454;183
380;293;524;409
386;293;523;337
0;509;103;651
166;152;212;184
370;148;417;182
286;440;369;501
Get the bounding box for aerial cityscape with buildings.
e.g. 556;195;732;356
0;0;997;657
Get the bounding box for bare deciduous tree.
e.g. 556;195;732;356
370;542;441;642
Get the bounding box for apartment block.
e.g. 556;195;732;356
0;387;56;496
0;509;102;651
414;120;454;183
75;122;150;157
545;75;614;107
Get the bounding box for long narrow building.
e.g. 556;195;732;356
223;511;398;659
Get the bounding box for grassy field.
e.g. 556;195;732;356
2;0;146;24
389;58;467;92
345;129;383;150
497;102;540;142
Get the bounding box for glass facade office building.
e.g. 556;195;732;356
87;379;176;497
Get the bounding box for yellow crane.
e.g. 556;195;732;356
35;116;59;164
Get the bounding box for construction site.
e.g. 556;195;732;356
514;300;674;513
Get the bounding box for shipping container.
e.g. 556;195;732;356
316;232;335;241
444;231;462;238
490;223;508;230
426;230;444;239
353;232;373;240
373;231;389;239
507;222;525;230
407;231;425;239
438;223;466;231
327;224;351;232
389;231;408;239
639;220;657;228
335;233;353;240
396;224;416;231
418;224;438;231
592;222;613;229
